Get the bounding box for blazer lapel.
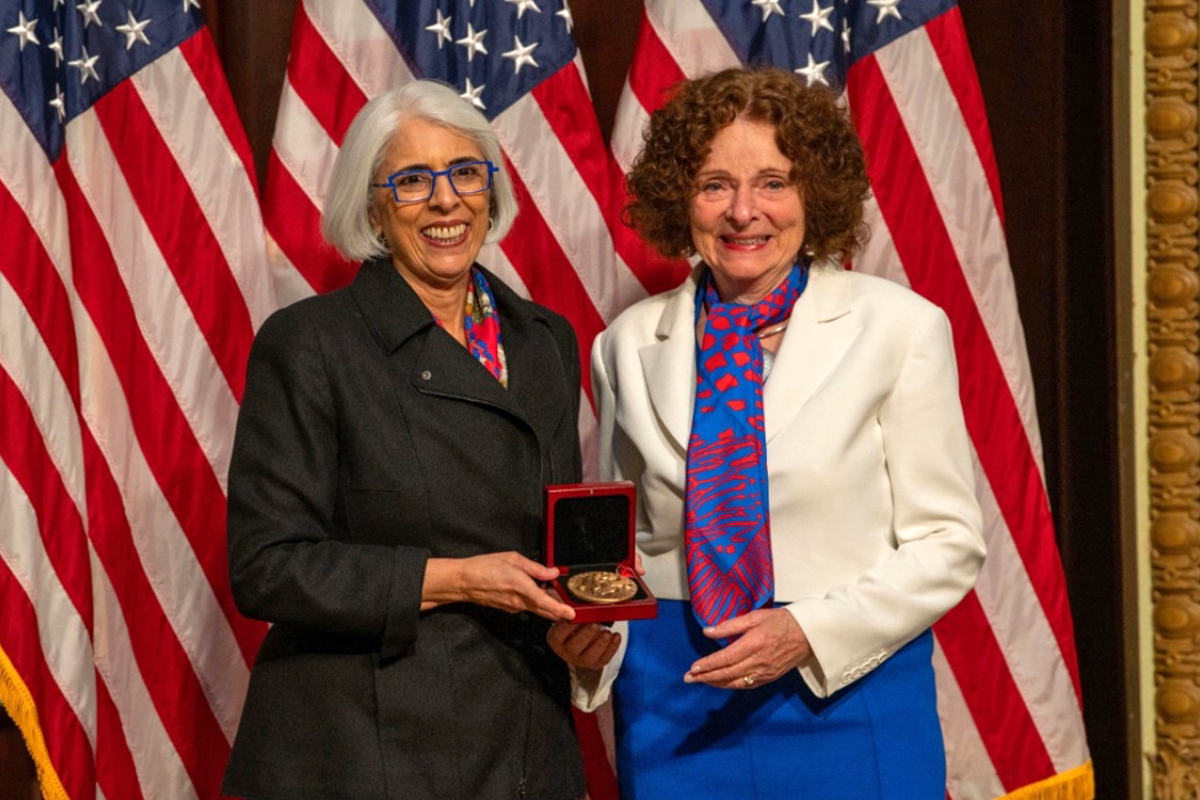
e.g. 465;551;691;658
412;333;523;416
764;265;858;442
414;269;559;428
639;271;701;453
352;259;532;425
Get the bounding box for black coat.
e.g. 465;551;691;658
222;259;585;800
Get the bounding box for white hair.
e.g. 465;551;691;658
321;81;518;262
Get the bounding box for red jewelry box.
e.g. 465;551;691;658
543;481;657;623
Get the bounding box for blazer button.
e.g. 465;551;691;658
420;370;432;381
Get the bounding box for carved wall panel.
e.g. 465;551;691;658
1146;2;1200;795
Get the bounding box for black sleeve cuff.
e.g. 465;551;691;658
380;545;431;661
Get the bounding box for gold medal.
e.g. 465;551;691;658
565;571;638;604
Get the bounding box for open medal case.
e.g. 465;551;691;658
543;481;657;623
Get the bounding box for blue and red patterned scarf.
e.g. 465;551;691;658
685;263;808;628
458;267;507;386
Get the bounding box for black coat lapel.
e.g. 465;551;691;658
349;259;569;439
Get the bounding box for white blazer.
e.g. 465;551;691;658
581;264;985;706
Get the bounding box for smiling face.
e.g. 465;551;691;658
370;117;491;292
689;115;806;304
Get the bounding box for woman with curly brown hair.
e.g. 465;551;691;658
549;68;986;798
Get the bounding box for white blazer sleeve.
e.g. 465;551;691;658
786;307;986;697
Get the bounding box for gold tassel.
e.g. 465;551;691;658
998;762;1096;800
0;643;72;800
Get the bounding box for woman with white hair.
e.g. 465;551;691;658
222;80;591;800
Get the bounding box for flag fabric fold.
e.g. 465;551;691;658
1;1;1091;798
609;1;1092;798
0;1;274;798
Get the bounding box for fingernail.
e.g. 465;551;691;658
683;673;695;683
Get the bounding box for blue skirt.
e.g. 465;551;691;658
613;600;944;799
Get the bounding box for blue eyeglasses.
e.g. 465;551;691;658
372;160;498;204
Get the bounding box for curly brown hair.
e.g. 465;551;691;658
625;68;871;262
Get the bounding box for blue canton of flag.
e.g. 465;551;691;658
700;0;953;88
369;0;577;119
3;0;204;159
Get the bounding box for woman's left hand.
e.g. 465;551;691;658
683;608;812;690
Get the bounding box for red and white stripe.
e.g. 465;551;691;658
610;1;1090;797
0;27;270;800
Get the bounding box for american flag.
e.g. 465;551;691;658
0;0;1092;798
263;0;658;797
610;0;1093;797
0;0;275;797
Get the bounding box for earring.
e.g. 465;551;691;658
488;217;495;232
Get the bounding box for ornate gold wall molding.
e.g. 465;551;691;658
1146;2;1200;796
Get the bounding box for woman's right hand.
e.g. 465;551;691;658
547;621;621;671
422;553;576;621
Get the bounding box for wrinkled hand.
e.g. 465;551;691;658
683;608;811;690
423;553;576;622
547;621;621;671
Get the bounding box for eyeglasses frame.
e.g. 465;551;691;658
371;160;499;205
